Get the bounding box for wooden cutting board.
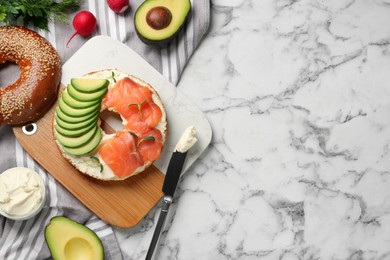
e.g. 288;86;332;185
13;88;164;228
12;36;212;228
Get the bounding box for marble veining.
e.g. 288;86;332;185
116;0;390;259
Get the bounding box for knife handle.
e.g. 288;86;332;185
162;152;187;197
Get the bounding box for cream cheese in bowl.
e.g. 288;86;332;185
0;167;46;220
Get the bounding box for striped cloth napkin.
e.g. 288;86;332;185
0;0;210;259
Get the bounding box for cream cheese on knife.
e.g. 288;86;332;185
175;126;197;153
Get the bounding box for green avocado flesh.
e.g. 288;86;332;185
56;126;98;148
62;90;100;109
54;78;108;156
71;78;109;93
58;98;100;117
55;121;96;137
55;113;98;130
134;0;191;45
62;127;102;156
45;216;104;260
67;83;108;102
56;106;98;124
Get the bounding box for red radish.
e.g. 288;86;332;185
66;11;97;47
107;0;130;14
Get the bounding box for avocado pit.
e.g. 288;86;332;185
146;6;172;30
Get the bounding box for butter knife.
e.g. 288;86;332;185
145;126;197;260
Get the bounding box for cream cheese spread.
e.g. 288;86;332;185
175;126;197;153
0;167;44;217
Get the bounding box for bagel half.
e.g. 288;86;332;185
53;69;167;181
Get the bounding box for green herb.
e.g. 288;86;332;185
128;100;147;113
107;71;117;83
0;0;80;31
128;131;138;138
137;136;155;146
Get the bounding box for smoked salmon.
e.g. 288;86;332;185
124;101;162;136
98;75;165;179
103;77;153;116
139;101;162;128
138;128;163;163
104;77;162;131
124;112;151;137
98;130;144;178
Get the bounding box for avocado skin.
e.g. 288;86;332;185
134;0;191;47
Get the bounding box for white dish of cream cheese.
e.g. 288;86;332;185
0;167;46;220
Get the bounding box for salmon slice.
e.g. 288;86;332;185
124;112;151;137
98;130;144;178
141;101;162;128
103;77;162;129
138;128;163;163
122;100;162;127
103;77;153;115
123;101;162;136
100;77;165;175
120;103;141;120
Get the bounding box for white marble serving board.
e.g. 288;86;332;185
62;36;212;175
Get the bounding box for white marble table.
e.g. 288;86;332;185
115;0;390;259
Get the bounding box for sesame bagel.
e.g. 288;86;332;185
0;26;61;126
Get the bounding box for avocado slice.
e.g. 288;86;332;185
45;216;104;260
55;125;98;148
134;0;191;46
54;121;96;137
55;113;98;130
58;97;100;118
62;127;102;156
67;84;108;102
56;106;98;124
62;90;100;109
71;78;109;93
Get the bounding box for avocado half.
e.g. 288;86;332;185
134;0;191;46
45;216;104;260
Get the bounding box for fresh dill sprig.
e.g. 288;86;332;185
0;0;80;30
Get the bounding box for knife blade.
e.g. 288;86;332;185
145;126;197;260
